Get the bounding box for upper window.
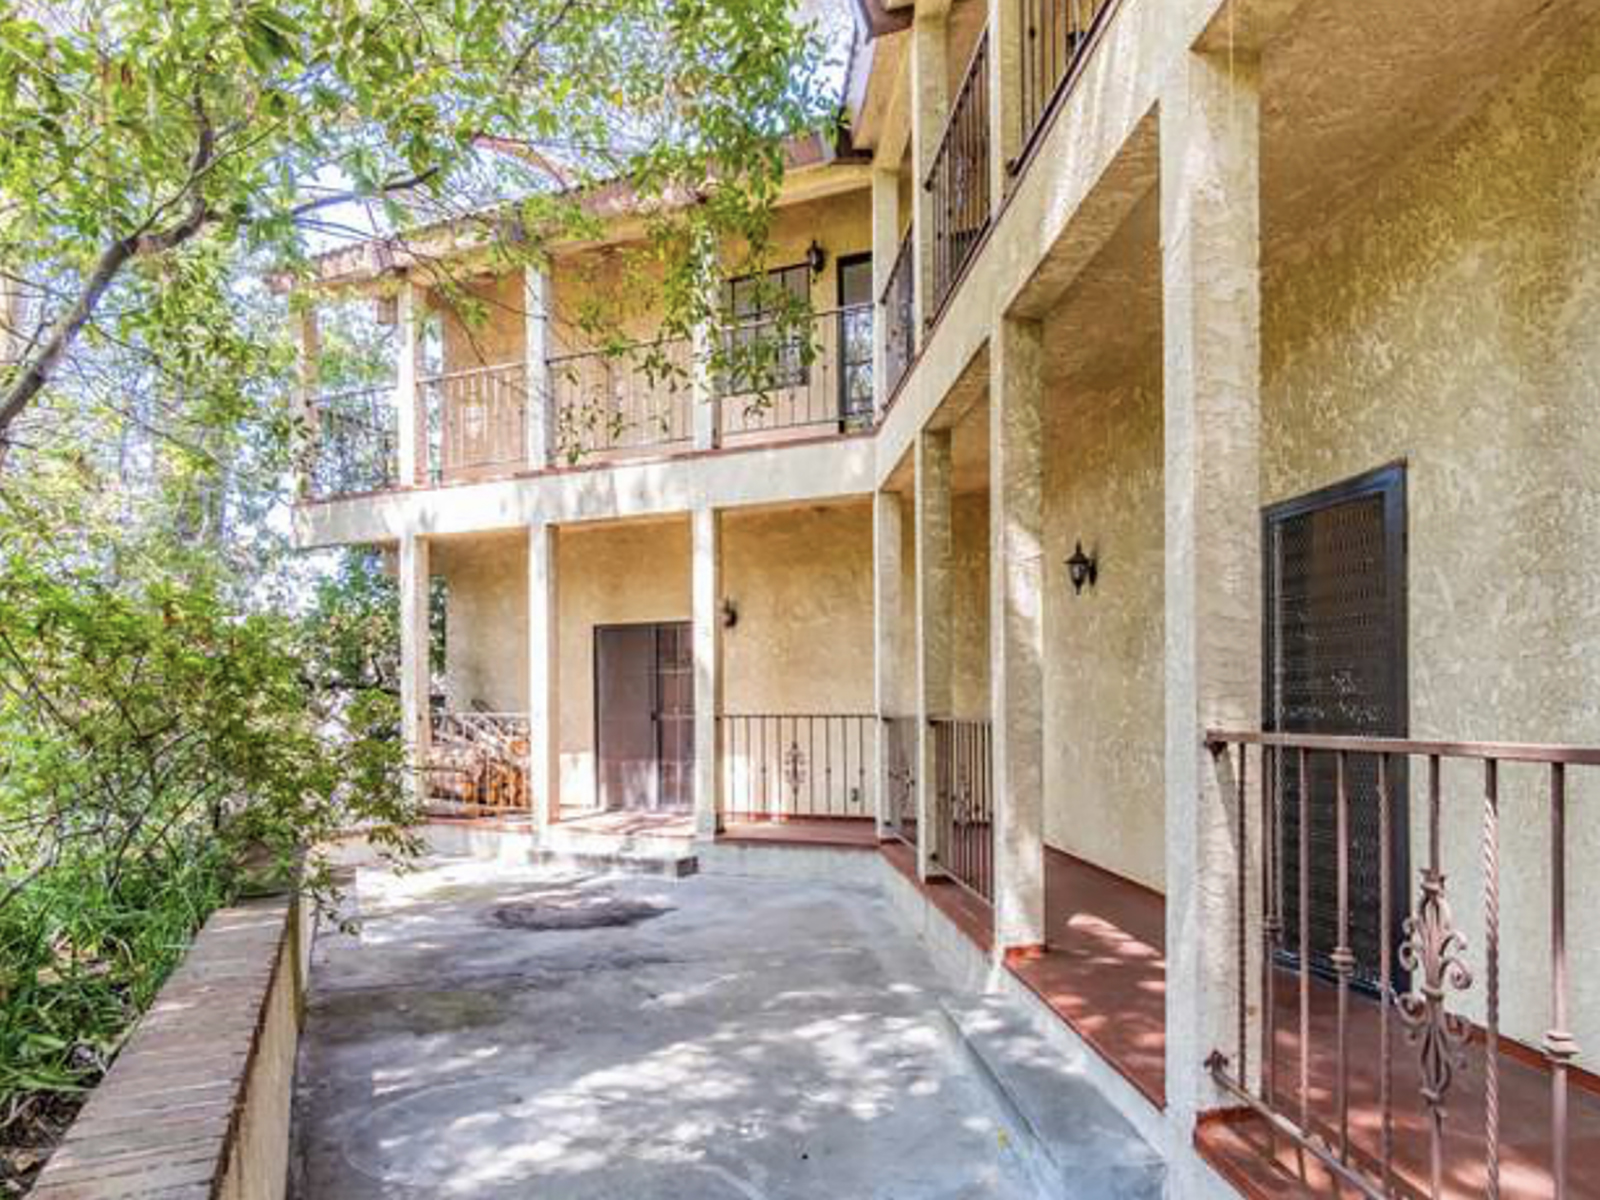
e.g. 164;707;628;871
719;264;812;397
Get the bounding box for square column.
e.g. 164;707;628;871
691;321;719;451
870;167;899;416
395;280;425;486
872;489;905;839
523;266;553;469
528;523;561;829
1161;49;1264;1138
294;305;320;500
398;532;431;807
990;316;1046;953
986;0;1025;202
909;11;948;337
914;429;953;879
692;507;724;840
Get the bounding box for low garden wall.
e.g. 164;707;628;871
28;891;313;1200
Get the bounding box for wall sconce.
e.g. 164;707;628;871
1066;541;1098;594
721;598;739;629
806;240;828;276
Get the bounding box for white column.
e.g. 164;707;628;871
528;523;561;829
872;489;905;839
914;429;953;879
395;280;423;486
692;507;724;839
1161;48;1264;1144
399;532;431;806
294;305;320;499
870;167;899;417
987;0;1025;203
523;266;553;469
990;315;1046;953
909;11;948;338
691;320;719;451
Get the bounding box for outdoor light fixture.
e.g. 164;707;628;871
1066;541;1098;594
721;598;739;629
806;240;828;275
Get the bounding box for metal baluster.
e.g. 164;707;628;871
1334;751;1354;1162
1546;762;1574;1200
1483;758;1500;1200
1263;744;1279;1138
1298;746;1311;1134
1236;741;1249;1083
1378;753;1394;1196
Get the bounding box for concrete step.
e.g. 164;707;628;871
529;846;698;879
938;995;1166;1199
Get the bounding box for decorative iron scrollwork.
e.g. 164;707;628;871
1397;869;1474;1111
783;740;806;808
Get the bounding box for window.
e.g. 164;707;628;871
719;263;812;397
836;254;874;425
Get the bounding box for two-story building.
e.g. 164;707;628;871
290;0;1600;1194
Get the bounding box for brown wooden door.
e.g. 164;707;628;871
594;622;694;813
1265;463;1408;990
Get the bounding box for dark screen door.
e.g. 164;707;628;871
595;622;694;813
837;254;874;426
1265;464;1408;989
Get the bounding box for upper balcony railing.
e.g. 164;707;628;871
882;228;915;404
427;362;528;483
548;336;695;461
305;305;878;498
925;29;991;325
1204;729;1600;1200
1013;0;1117;175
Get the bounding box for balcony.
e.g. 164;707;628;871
304;306;876;500
925;30;992;325
1012;0;1118;176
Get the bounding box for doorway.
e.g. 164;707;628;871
594;622;694;812
1264;463;1408;988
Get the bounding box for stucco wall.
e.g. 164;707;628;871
722;503;875;715
1262;22;1600;1060
951;491;991;720
436;533;530;714
556;519;692;808
1043;366;1166;892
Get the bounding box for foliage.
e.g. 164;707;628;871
0;0;839;449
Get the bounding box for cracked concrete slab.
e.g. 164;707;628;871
292;858;1119;1198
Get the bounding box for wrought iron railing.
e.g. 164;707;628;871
717;306;875;439
718;714;877;820
427;711;531;812
548;337;694;461
931;717;993;902
1204;730;1599;1200
310;385;397;497
924;30;991;324
422;362;529;483
883;715;919;848
1013;0;1117;174
882;227;916;404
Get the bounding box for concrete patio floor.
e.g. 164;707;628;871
293;856;1089;1199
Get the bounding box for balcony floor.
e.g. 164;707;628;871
1198;969;1600;1199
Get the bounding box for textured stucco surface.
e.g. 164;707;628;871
951;491;992;720
1043;366;1165;892
721;504;875;714
556;519;693;808
436;532;531;714
1262;19;1600;1061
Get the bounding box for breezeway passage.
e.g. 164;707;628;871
291;855;1160;1199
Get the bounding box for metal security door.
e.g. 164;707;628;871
653;623;694;812
1265;464;1408;989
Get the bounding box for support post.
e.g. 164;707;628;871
909;11;949;337
1160;48;1264;1145
990;315;1046;953
395;280;425;486
528;523;561;830
692;507;723;839
873;489;905;839
987;0;1025;203
399;533;432;807
523;265;553;469
914;429;953;879
294;304;320;499
870;167;899;417
692;320;719;451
